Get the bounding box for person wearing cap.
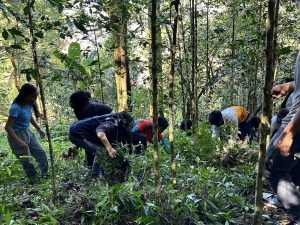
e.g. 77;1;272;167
131;116;170;154
68;111;133;178
264;2;300;223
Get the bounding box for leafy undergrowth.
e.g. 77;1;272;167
0;123;289;225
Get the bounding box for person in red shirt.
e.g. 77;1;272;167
131;117;170;154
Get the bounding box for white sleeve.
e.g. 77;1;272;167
211;125;220;138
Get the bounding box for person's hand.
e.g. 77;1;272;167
38;129;46;139
17;140;28;150
271;84;288;99
107;147;117;158
274;132;293;156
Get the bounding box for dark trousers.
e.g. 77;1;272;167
131;135;147;154
265;127;300;223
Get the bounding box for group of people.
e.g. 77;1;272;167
4;86;170;181
4;2;300;223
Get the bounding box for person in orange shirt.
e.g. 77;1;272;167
208;106;260;141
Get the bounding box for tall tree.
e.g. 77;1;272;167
168;0;179;185
253;0;277;223
191;0;196;134
112;0;131;112
151;0;161;206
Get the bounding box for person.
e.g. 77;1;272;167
69;90;113;167
5;83;48;181
180;119;192;136
280;77;294;110
270;108;289;137
208;106;253;141
265;2;300;222
131;117;170;154
68;111;133;178
69;90;112;120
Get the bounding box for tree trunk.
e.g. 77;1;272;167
230;1;236;105
112;0;130;112
151;0;161;206
93;30;105;103
168;0;179;185
191;0;196;134
253;0;277;224
27;0;56;200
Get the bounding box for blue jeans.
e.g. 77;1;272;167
265;127;300;223
69;133;105;177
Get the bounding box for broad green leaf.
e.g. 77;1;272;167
2;29;9;40
35;31;44;38
8;28;24;37
68;42;81;59
5;210;11;225
10;44;24;50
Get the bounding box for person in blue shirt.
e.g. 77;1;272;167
5;83;48;180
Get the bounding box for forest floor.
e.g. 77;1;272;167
0;123;292;225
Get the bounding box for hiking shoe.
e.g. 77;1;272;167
263;192;284;208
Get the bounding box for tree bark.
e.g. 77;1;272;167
191;0;196;134
112;0;130;112
151;0;161;206
253;0;277;224
168;0;179;185
27;0;56;200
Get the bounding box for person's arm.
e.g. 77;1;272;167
211;125;220;139
5;117;28;149
274;108;300;156
96;131;117;158
30;117;45;138
272;81;295;99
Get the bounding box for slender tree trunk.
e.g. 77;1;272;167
27;0;56;200
151;0;161;206
206;0;210;84
248;0;263;113
253;0;276;224
168;0;179;185
178;25;187;122
230;2;236;105
191;0;196;134
93;30;105;103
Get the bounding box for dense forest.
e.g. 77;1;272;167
0;0;300;224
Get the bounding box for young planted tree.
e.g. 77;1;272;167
27;0;56;199
253;0;277;223
151;0;161;206
168;0;179;185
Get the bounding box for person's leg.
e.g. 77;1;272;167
28;130;48;177
91;147;107;177
15;150;37;178
86;152;95;168
132;134;147;154
265;129;300;223
7;129;37;178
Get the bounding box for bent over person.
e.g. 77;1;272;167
69;90;112;167
68;111;133;178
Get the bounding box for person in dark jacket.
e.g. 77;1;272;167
69;90;113;167
68;112;133;178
